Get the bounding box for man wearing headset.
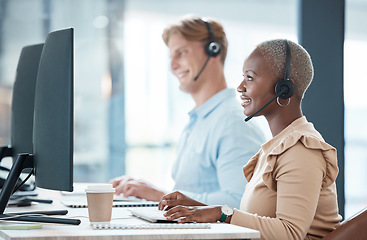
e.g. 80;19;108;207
109;15;265;208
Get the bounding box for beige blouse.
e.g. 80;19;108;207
230;116;342;240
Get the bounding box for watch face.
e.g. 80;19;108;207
222;205;233;215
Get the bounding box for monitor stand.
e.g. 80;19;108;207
0;146;12;161
8;195;53;207
0;153;80;225
0;150;54;206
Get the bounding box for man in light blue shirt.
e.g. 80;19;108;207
110;15;265;208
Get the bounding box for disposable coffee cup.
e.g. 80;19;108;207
85;184;115;224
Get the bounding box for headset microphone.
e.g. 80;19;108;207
244;86;289;122
194;56;210;81
244;40;295;122
194;19;221;81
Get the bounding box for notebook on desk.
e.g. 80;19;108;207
62;184;140;200
61;200;158;208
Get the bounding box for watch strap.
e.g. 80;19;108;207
219;213;227;222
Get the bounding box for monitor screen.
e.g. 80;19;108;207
33;27;74;192
0;44;43;162
11;44;44;159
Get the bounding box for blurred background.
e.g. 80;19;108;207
0;0;365;219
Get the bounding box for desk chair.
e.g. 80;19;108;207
0;44;44;190
322;207;367;240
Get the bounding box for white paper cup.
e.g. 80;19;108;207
85;184;115;224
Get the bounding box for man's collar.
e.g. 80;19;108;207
189;88;235;119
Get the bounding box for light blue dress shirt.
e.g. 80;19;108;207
172;88;265;208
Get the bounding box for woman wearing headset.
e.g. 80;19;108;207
158;39;342;240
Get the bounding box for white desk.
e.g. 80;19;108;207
0;188;260;240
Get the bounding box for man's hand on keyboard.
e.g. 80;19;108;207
109;176;166;201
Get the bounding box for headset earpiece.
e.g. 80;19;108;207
275;79;295;99
275;40;295;99
203;20;221;57
205;41;220;57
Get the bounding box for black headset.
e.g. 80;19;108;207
193;20;221;81
203;20;221;57
245;40;295;122
275;40;295;99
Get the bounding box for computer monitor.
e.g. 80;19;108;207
33;27;74;191
0;43;44;191
0;28;80;225
0;44;44;162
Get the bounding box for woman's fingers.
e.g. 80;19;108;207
158;191;182;210
164;206;195;220
163;205;222;223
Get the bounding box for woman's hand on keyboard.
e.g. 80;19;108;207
158;191;206;211
163;205;222;223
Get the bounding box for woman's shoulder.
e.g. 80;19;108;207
268;131;338;189
244;118;339;189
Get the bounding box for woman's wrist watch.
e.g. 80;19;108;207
219;205;233;222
